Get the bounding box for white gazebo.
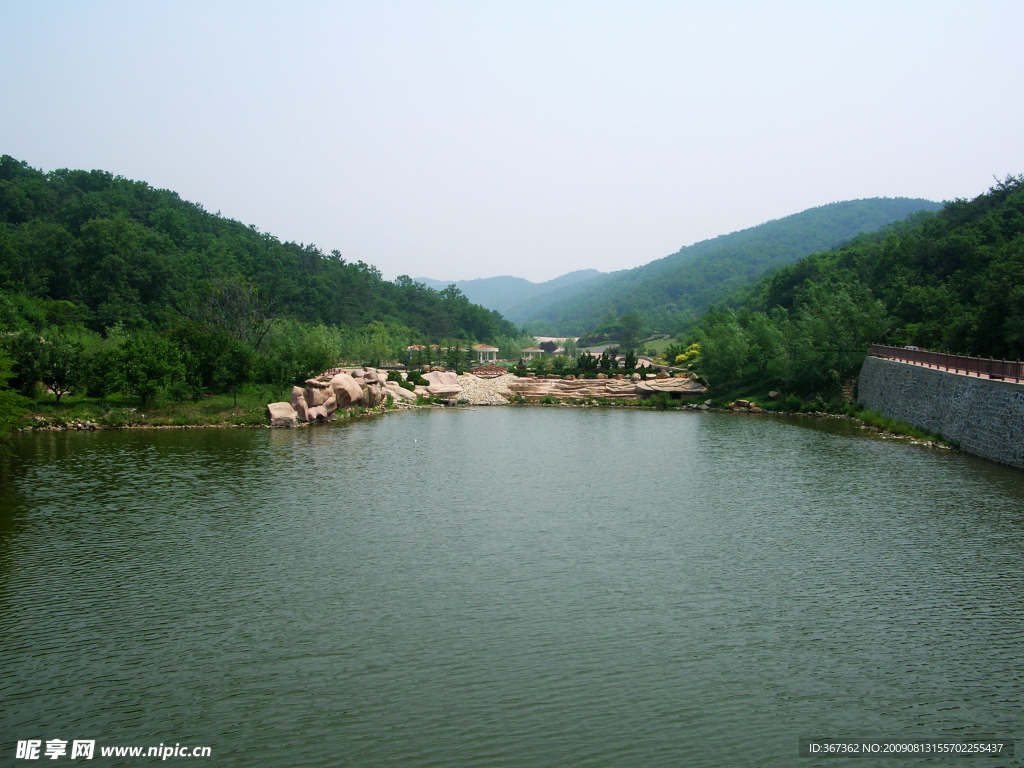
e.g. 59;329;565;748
473;343;499;363
522;347;544;360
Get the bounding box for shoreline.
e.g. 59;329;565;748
16;399;955;452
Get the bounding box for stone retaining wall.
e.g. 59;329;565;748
858;356;1024;468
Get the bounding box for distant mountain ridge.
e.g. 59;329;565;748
499;197;942;334
413;269;609;317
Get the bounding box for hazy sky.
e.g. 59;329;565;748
3;2;1023;282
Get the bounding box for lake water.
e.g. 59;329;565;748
1;409;1022;767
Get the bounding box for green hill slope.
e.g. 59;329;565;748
693;176;1024;396
0;155;514;342
514;198;942;335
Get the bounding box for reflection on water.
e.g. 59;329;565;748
1;410;1022;767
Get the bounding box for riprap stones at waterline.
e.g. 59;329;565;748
266;367;418;426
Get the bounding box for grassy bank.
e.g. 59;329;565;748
20;388;281;429
18;384;415;431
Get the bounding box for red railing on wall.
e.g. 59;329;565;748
868;344;1024;383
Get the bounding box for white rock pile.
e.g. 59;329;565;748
456;373;514;405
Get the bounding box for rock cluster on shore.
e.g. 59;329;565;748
267;367;417;426
508;375;707;401
266;367;709;424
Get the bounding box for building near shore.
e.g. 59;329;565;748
472;343;499;363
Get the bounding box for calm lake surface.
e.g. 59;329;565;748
1;409;1022;767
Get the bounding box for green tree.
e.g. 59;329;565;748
180;276;274;351
0;352;29;460
743;311;786;378
577;351;598;372
562;337;578;359
696;308;750;385
618;313;643;352
82;346;122;398
5;331;46;397
40;330;84;405
212;338;254;407
115;333;183;405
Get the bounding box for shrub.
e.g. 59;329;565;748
779;393;804;412
387;370;404;383
673;343;701;366
166;380;200;403
648;392;673;410
406;370;428;386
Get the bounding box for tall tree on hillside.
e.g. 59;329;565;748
619;313;643;352
181;276;275;352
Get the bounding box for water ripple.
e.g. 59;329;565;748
0;411;1022;767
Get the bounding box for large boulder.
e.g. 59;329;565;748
423;371;463;397
307;405;329;422
290;386;309;421
385;381;416;401
329;373;363;408
267;402;298;427
305;386;330;407
364;382;384;407
323;395;338;415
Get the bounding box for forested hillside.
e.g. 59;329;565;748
516;198;941;335
694;176;1024;398
0;156;518;420
0;155;513;341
